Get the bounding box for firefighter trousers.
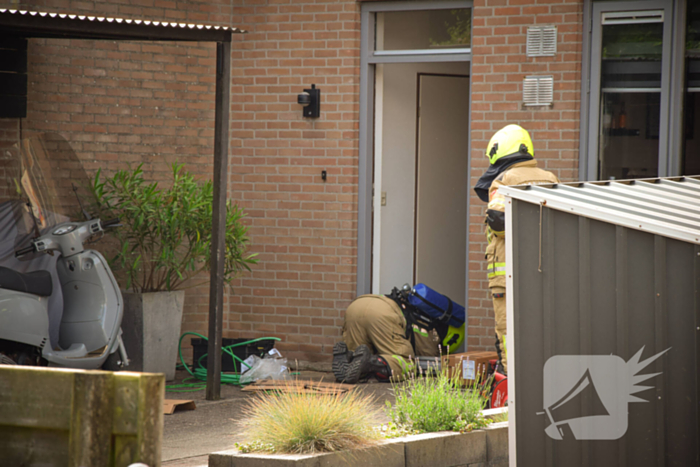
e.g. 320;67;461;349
342;294;415;379
491;286;507;373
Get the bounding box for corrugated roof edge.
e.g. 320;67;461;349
499;176;700;245
0;8;247;38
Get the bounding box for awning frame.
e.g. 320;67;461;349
0;8;241;400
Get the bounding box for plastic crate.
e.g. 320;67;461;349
190;338;276;372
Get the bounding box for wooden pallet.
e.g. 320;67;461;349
241;379;355;394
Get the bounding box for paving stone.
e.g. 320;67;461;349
210;442;404;467
485;423;509;463
401;431;487;467
208;451;232;467
209;450;319;467
318;443;405;467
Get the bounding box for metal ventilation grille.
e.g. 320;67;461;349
526;26;557;57
523;76;554;106
602;10;663;25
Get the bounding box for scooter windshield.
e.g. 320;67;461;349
14;136;88;236
0;135;92;348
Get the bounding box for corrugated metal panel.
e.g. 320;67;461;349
503;176;700;466
0;8;244;41
500;176;700;245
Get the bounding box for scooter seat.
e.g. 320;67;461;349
0;266;52;297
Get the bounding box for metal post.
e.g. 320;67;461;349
206;39;231;401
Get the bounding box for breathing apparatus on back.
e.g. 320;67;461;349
387;284;465;355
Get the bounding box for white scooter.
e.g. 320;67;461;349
0;216;129;369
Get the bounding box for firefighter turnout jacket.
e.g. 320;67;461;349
485;159;559;288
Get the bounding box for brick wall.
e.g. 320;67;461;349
467;0;583;350
222;0;362;362
0;120;20;200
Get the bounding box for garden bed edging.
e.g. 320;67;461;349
209;421;508;467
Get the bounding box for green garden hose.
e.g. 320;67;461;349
165;332;281;392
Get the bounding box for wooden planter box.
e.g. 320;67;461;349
0;366;164;467
210;421;508;467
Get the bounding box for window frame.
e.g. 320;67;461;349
579;0;687;181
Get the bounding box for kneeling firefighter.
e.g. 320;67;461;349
474;124;559;374
332;284;465;383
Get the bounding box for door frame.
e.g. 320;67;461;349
357;0;473;298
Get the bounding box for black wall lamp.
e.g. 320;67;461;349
297;84;320;118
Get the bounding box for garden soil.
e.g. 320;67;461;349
162;369;396;466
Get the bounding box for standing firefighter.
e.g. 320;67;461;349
474;124;559;374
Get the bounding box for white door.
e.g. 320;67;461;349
414;74;469;302
372;64;469;305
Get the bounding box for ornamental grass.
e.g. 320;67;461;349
236;386;382;454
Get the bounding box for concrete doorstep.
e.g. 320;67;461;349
209;422;508;467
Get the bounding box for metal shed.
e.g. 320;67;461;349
500;176;700;466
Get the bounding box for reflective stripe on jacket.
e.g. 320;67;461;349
484;159;559;288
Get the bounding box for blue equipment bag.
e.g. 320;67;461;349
408;283;465;328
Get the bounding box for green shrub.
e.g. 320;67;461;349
90;163;256;292
385;359;492;434
236;387;381;454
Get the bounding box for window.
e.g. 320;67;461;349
598;15;663;180
375;9;471;53
683;2;700;175
586;2;672;181
582;0;689;181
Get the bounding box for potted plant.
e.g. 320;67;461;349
91;163;256;380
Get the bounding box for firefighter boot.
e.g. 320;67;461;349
332;341;353;382
343;344;372;384
494;333;507;376
364;355;392;382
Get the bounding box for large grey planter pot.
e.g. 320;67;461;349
121;290;185;381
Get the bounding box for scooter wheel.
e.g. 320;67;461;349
16;352;29;365
102;351;123;371
16;351;39;366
